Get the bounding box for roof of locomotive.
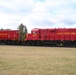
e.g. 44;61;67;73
31;28;76;31
0;30;19;33
0;30;19;31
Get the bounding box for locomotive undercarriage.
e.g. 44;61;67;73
25;40;43;46
0;40;76;47
55;40;76;47
25;40;76;47
0;40;19;45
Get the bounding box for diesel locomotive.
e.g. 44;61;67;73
0;24;76;47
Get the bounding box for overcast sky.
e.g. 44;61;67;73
0;0;76;32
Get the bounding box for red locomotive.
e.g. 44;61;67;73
0;24;76;47
26;28;76;46
0;30;19;44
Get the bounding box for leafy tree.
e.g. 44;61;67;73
18;23;27;42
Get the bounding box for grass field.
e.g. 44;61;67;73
0;45;76;75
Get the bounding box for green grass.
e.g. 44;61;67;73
0;45;76;75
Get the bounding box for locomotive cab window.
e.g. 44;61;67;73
33;32;36;34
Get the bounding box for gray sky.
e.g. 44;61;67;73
0;0;76;32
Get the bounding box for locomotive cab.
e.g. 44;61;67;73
25;28;41;45
31;28;40;40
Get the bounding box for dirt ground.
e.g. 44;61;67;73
0;45;76;75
